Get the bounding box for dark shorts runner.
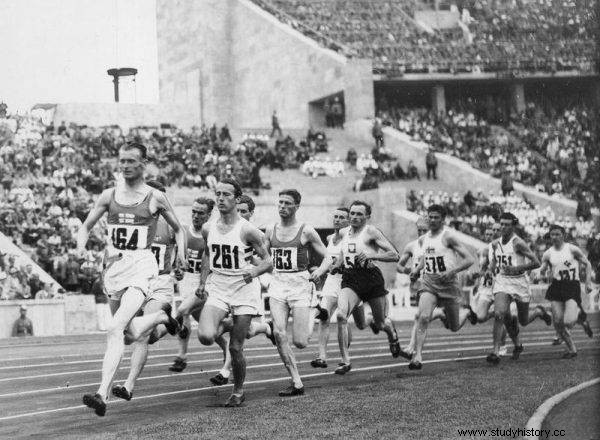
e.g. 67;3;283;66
341;266;387;302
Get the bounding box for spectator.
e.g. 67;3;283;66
425;148;438;179
270;111;283;138
576;192;592;221
372;119;384;148
407;160;420;180
35;282;54;299
12;305;33;337
501;171;514;196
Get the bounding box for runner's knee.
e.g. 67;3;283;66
292;336;308;349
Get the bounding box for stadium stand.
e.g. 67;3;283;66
251;0;597;75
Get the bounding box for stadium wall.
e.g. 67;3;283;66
346;119;580;217
52;103;200;130
156;0;375;129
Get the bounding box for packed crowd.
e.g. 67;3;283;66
384;102;600;208
407;189;597;268
0;110;324;296
256;0;596;75
301;157;345;178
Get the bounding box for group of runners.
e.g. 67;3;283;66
77;141;595;416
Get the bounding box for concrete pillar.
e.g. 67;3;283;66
510;82;526;114
431;85;446;115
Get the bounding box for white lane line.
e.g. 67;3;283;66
1;345;591;423
524;377;600;440
0;328;569;369
0;332;579;381
0;338;597;399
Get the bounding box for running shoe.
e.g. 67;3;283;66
369;322;380;335
169;357;187;372
511;344;524;360
161;303;180;335
467;305;478;325
210;373;229;386
561;351;577;359
536;305;552;326
278;384;305;397
315;304;329;322
265;320;277;346
178;324;190;340
83;393;107;417
551;337;562;346
224;393;245;407
486;353;500;364
389;339;410;359
581;320;593;338
310;358;328;368
408;360;422;370
111;385;132;401
334;363;352;375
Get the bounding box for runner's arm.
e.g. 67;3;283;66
572;245;592;290
305;225;328;259
538;250;551;281
509;238;540;274
358;226;398;263
397;243;413;275
445;232;475;276
154;191;188;271
244;225;272;280
197;224;211;296
76;189;111;253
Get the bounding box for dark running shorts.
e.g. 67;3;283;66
545;280;581;303
341;266;387;302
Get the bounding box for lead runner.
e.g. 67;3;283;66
78;142;186;416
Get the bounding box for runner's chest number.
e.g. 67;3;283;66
109;225;148;250
273;247;298;271
424;256;447;273
211;244;241;269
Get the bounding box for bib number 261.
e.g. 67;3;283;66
212;244;240;270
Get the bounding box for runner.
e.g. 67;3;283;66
310;207;367;369
265;189;329;395
208;194;275;386
470;223;508;355
408;204;476;370
486;212;551;365
196;178;272;407
538;224;594;358
313;200;406;375
396;216;445;358
79;142;186;416
168;197;232;376
111;180;178;401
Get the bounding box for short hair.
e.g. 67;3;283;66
219;178;242;197
499;212;519;225
427;204;446;218
416;216;429;228
279;189;301;205
335;207;349;214
349;200;371;216
120;141;147;160
549;224;565;235
146;180;166;193
193;197;215;212
237;194;255;212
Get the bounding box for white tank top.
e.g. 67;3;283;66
411;238;425;271
548;244;580;282
341;227;371;269
207;218;254;276
326;234;344;276
420;227;456;274
493;235;525;277
479;244;496;289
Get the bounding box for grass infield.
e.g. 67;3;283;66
92;348;599;440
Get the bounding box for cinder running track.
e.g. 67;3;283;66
0;320;598;439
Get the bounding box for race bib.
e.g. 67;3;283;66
108;224;149;250
424;256;447;274
151;244;167;270
272;247;298;271
188;258;202;274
